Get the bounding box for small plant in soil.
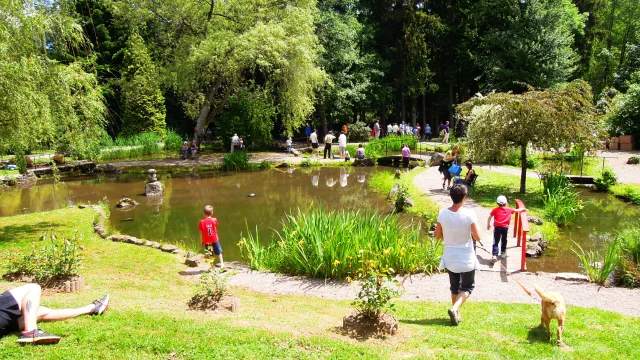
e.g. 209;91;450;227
393;184;410;213
188;270;238;312
343;250;403;337
627;156;640;165
4;231;83;285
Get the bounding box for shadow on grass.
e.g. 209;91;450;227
527;325;550;344
400;318;451;327
0;223;63;245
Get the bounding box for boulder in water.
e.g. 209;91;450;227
116;197;139;208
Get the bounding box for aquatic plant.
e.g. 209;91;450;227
572;239;619;286
237;207;442;279
615;228;640;288
541;171;581;226
221;152;249;171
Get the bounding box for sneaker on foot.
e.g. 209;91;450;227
500;253;507;259
89;294;110;316
491;256;498;263
17;328;60;345
214;263;225;269
447;308;460;326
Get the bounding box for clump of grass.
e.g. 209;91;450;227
258;160;272;169
615;228;640;288
573;239;619;286
541;171;582;226
221;152;249;171
237;207;442;279
611;184;640;205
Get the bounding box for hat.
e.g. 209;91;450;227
496;195;508;205
183;141;188;145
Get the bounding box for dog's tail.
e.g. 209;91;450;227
533;284;559;304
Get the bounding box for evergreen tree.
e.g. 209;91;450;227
120;33;166;138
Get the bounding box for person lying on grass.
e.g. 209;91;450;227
0;284;109;345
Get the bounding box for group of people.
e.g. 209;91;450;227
384;121;422;138
230;134;246;152
180;140;198;160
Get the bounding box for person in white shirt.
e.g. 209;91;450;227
435;184;482;326
374;121;381;139
338;131;347;158
392;123;399;135
286;137;292;154
230;134;239;152
386;123;392;136
309;129;319;156
323;131;336;159
355;144;365;159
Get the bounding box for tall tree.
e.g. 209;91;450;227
475;0;586;93
120;33;167;137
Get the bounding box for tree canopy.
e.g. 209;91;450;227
458;80;602;193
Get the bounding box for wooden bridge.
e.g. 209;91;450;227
376;154;433;167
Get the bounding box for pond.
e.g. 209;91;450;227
526;189;640;273
2;169;639;272
0;168;393;261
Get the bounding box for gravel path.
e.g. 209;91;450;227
600;150;640;184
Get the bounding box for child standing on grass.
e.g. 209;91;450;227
198;205;224;268
487;195;526;263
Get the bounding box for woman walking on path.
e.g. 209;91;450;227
442;145;459;190
435;184;482;326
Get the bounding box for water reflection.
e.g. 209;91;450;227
340;168;349;187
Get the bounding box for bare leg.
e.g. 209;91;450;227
451;293;456;306
217;254;224;267
8;284;41;332
451;291;469;315
37;305;93;322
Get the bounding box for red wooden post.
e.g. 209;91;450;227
514;199;530;272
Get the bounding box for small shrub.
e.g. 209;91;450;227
627;156;640;165
394;184;410;213
347;121;372;142
594;169;617;192
300;158;313;167
193;271;229;303
164;129;184;152
221;151;249;171
5;232;83;284
14;155;28;174
351;252;402;319
541;171;581;226
258;160;272;169
573;240;619;286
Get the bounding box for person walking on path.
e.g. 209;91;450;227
425;124;432;141
324;131;336;159
338;131;347;158
442;145;459;190
435;184;482;326
199;205;224;268
374;120;381;139
442;121;450;144
0;284;109;344
309;129;319;156
401;143;411;169
305;124;312;146
487;196;527;263
230;133;239;152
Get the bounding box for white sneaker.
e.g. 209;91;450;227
500;253;507;259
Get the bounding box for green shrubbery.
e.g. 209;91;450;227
351;256;402;319
347;121;372;142
541;172;581;226
365;135;417;160
237;207;442;279
594;169;617;192
611;184;640;205
616;228;640;288
5;232;83;284
221;151;249;171
218;86;276;151
627;156;640;165
188;270;230;310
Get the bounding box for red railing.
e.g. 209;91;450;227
513;199;530;271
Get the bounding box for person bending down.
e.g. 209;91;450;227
0;284;109;345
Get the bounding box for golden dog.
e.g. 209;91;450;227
534;285;567;345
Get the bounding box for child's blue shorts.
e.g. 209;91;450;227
205;242;223;256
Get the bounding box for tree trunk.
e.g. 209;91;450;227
411;97;417;127
195;81;220;145
422;93;426;129
520;143;527;194
401;91;406;124
320;101;328;135
360;107;366;124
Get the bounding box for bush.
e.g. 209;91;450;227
221;151;249;171
52;154;65;165
394;184;410;213
164;129;184;152
5;232;83;284
351;258;402;319
347;121;372;142
258;160;272;170
627;156;640;165
191;271;229;303
614;228;640;288
237;207;442;279
14;155;28;174
573;239;619;286
594;169;617;192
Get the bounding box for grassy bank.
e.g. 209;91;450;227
368;167;440;225
611;184;640;205
1;208;640;359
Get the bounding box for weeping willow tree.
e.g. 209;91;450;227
0;0;105;168
457;80;603;193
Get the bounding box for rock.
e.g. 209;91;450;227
394;170;402;179
185;254;205;267
555;273;589;282
430;152;445;166
128;237;145;246
529;232;543;241
78;205;88;209
404;197;414;208
145;181;163;196
122;218;134;222
526;242;543;257
107;234;138;243
291;148;301;157
147;169;158;183
97;163;122;174
15;170;37;189
353;158;374;166
275;162;290;168
160;244;178;253
528;216;544;225
149;241;161;249
116;197;139;208
387;183;400;200
179;266;211;276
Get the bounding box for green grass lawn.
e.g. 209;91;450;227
0;169;19;177
1;208;638;359
611;183;640;205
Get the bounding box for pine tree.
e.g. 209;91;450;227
120;33;166;138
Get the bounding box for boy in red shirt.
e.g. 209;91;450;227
487;195;526;263
198;205;224;268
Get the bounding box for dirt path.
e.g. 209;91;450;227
600;150;640;184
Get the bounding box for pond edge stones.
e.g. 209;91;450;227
145;168;163;196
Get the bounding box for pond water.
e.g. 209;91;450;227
0;168;393;261
526;189;640;273
2;170;639;272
